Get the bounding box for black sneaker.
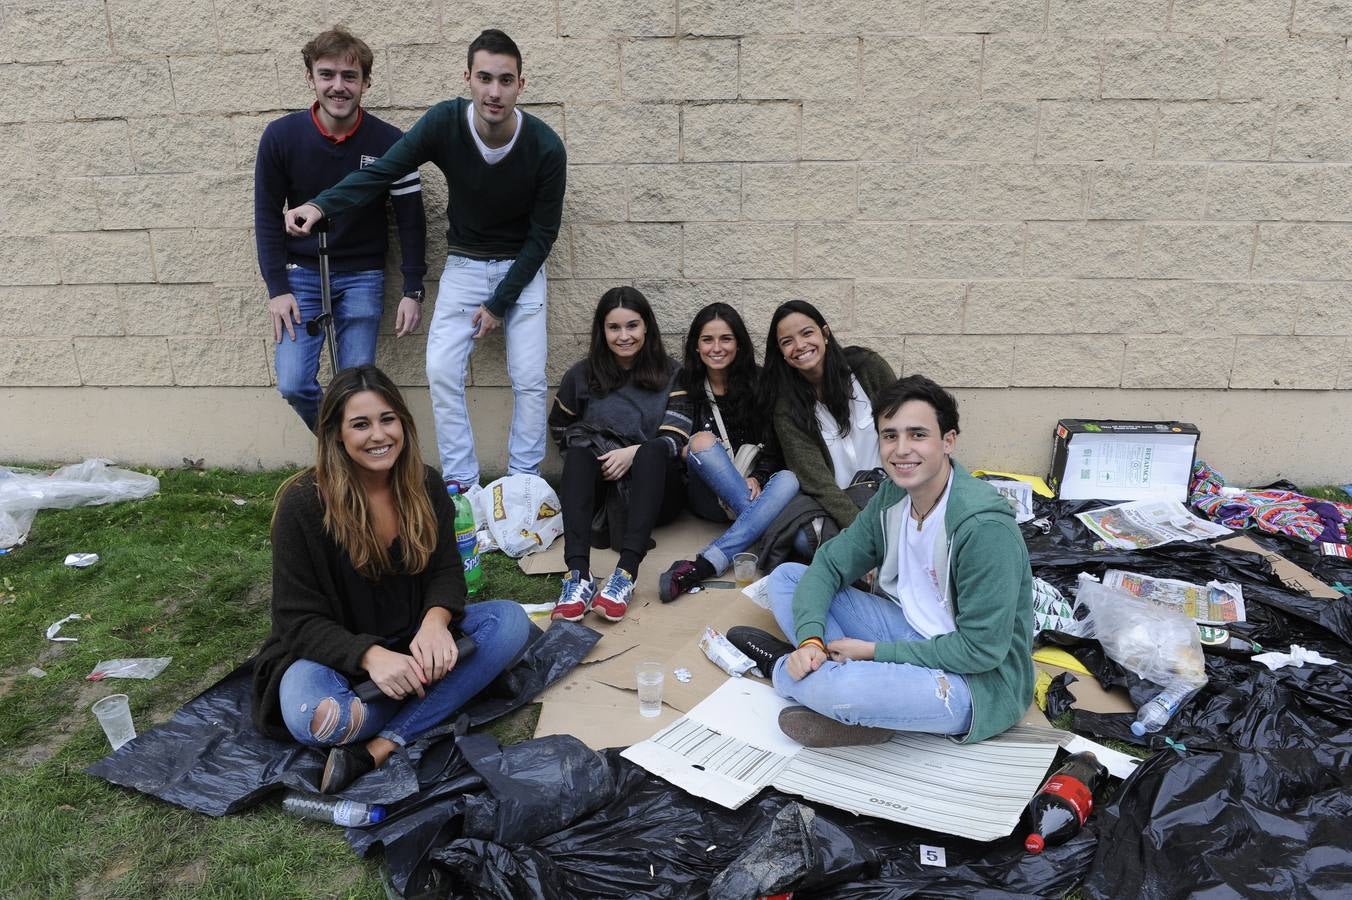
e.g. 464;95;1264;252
777;706;894;748
658;559;702;603
726;626;794;679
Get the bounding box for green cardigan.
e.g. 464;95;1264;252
772;346;895;529
792;462;1035;743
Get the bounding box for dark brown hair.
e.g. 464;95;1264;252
302;27;374;81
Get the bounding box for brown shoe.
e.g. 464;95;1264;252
777;706;894;748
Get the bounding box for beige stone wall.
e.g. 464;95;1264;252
3;2;1351;481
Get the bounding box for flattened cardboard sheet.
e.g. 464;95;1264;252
1035;662;1137;715
1216;535;1342;599
624;679;1062;842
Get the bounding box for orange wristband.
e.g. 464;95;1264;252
798;636;826;652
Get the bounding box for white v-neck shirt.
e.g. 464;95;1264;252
467;103;522;164
894;470;956;639
815;375;879;488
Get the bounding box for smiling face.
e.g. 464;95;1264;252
697;317;738;375
603;306;646;367
775;312;828;382
339;390;404;480
464;49;523;137
877;399;956;505
306;54;368;131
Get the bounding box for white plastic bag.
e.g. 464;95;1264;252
1074;574;1208;690
468;474;563;558
0;459;160;548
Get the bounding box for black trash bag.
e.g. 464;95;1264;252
458;732;617;846
86;620;601;816
1072;657;1352;754
708;802;873;899
1082;745;1352;900
413;752;1096;900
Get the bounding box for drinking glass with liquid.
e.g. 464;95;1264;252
636;662;664;718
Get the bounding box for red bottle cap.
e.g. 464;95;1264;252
1025;833;1045;853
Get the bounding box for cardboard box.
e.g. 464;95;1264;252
1048;419;1200;502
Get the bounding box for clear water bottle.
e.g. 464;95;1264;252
446;482;483;597
1131;684;1193;737
280;790;386;827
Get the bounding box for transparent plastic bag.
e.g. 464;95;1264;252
87;657;172;681
0;459;160;548
1073;574;1208;690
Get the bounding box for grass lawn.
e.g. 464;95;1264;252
0;467;559;900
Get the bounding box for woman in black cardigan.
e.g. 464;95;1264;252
251;365;529;794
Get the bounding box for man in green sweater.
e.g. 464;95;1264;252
730;375;1034;747
286;29;565;492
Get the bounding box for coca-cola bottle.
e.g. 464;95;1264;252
1023;751;1108;853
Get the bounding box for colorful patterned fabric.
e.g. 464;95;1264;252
1189;461;1352;544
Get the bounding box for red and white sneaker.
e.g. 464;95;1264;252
550;570;596;622
591;568;636;621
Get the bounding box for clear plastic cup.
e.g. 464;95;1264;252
635;662;664;718
92;693;136;751
733;552;759;588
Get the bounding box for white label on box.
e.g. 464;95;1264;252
1061;433;1197;502
919;845;947;867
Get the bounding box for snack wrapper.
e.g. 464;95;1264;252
699;626;756;677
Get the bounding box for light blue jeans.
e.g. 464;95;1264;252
768;562;974;735
274;265;384;431
277;600;531;748
426;254;548;486
686;442;800;574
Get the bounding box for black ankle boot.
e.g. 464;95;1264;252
320;743;376;795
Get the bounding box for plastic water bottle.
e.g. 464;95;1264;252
1131;684;1193;737
1023;751;1108;853
280;790;386;827
447;482;483;597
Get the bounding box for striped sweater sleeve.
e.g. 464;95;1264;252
658;381;694;458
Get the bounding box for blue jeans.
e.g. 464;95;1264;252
767;562;973;736
274;265;384;431
686;443;799;575
277;600;531;748
426;254;548;486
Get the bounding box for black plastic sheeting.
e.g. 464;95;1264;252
86;500;1352;897
384;735;1097;899
1083;744;1352;899
86;620;601;816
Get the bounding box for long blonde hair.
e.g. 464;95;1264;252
275;365;438;579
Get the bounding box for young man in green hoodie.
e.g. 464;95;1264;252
730;375;1034;747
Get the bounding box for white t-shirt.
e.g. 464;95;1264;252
467;104;522;165
894;470;956;639
816;375;879;489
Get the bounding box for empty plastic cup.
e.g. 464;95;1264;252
636;662;664;718
92;693;136;751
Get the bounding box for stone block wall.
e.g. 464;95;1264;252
2;1;1350;471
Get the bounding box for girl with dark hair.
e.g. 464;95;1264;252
547;287;682;622
764;300;895;532
251;365;531;795
654;303;800;602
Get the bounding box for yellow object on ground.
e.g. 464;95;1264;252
969;470;1054;498
1033;668;1054;710
1033;646;1093;675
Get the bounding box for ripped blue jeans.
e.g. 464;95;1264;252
767;562;974;736
277;599;531;748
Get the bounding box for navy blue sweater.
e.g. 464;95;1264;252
309;98;566;317
254;108;427;298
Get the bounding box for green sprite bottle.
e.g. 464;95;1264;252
446;482;483;597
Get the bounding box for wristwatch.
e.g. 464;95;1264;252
404;289;425;303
